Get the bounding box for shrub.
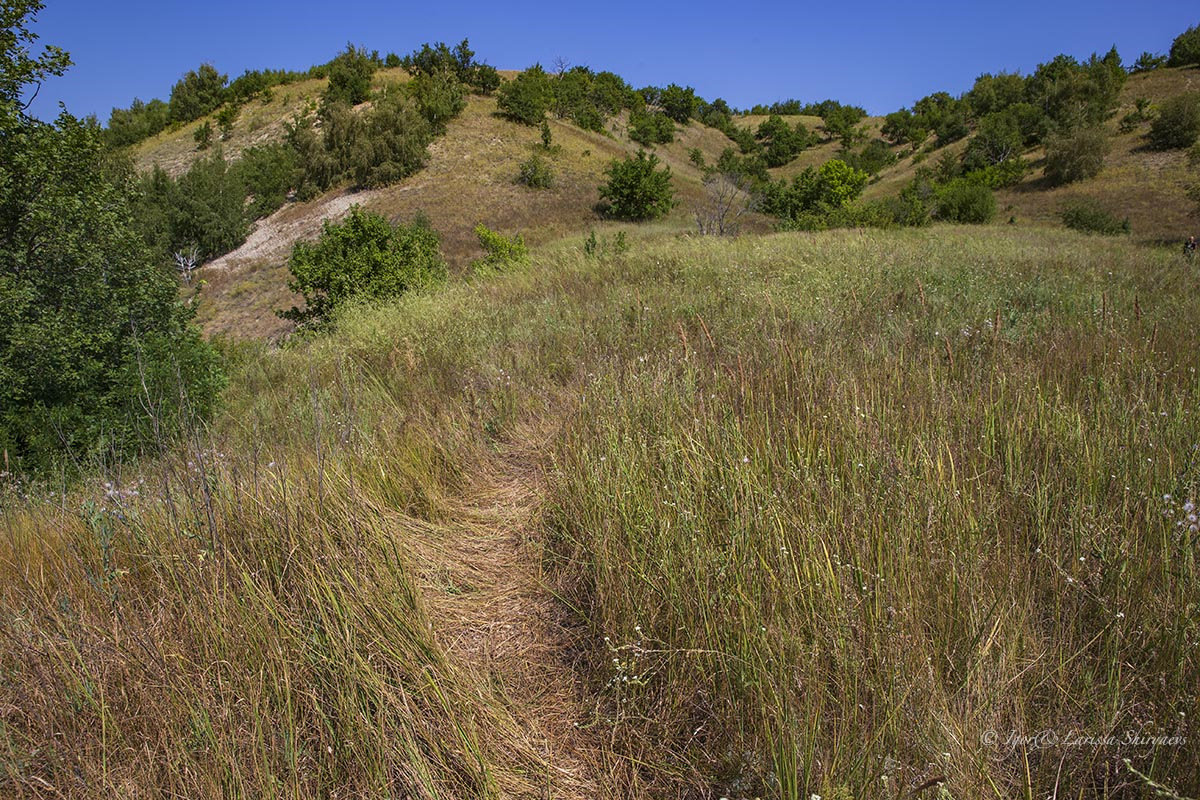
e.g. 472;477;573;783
1168;23;1200;67
168;63;227;123
516;153;553;188
235;143;299;219
324;43;377;106
1043;125;1109;185
757;160;870;222
471;224;528;275
1147;93;1200;150
598;150;676;221
408;68;466;133
841;139;896;175
279;206;445;327
497;64;553;125
628;108;674;146
193;120;213;150
688;147;705;168
1060;199;1130;235
933;179;996;224
105;98;169;148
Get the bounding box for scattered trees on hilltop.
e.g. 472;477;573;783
401;39;500;94
1168;23;1200;67
168;63;228;123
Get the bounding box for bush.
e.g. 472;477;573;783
598;150;676;221
408;68;466;133
105;98;169;148
628;108;674;146
471;224;528;275
516;153;553;188
168;63;227;123
933;179;996;224
1168;23;1200;67
1147;93;1200;150
324;43;376;106
497;64;553;125
1043;125;1109;185
234;143;299;219
1060;199;1130;235
279;206;445;327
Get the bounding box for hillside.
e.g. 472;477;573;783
125;61;1200;342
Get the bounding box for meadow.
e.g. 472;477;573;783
2;225;1198;798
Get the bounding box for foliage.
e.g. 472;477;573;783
401;39;499;94
516;152;553;189
408;68;466;133
1168;23;1200;67
1;3;222;473
688;147;705;168
324;43;376;106
881;108;926;145
216;103;237;139
695;171;750;236
1060;199;1130;235
840;138;896;175
280;206;445;327
168;63;227;123
598;150;676;221
193;120;213;150
628;107;674;146
659;83;698;123
757;160;870;222
715;147;770;185
965;71;1027;118
497;64;553;125
471;224;528;275
235;142;299;219
756;114;810;166
1025;49;1125;134
1147;92;1200;150
962;110;1024;171
105;98;169;148
933;178;996;223
1043;124;1109;185
1130;51;1167;73
963;157;1028;189
136;154;249;262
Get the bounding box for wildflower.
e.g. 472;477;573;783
742;456;750;464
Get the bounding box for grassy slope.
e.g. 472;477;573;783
3;225;1198;798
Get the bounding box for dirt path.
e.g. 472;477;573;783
419;440;603;799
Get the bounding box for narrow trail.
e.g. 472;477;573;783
418;437;604;800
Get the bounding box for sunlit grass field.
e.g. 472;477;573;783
2;226;1197;798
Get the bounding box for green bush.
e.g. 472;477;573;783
757;160;870;222
1147;93;1200;150
235;143;299;219
408;68;466;133
598;150;676;221
471;224;528;275
628;108;674;146
1043;125;1109;185
933;179;996;224
168;63;227;123
324;43;377;106
135;154;250;262
1168;23;1200;67
105;98;169;148
515;153;553;188
496;64;553;125
279;206;445;327
193;120;213;150
1060;199;1130;235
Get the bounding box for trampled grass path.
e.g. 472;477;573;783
419;431;603;799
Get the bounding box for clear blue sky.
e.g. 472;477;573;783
23;1;1199;122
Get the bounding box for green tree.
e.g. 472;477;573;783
408;68;466;133
933;179;996;223
598;150;677;221
1;2;223;472
168;63;227;123
279;206;445;327
324;43;376;106
1168;23;1200;67
1043;124;1109;185
660;83;698;123
1147;93;1200;151
628;107;674;145
962;110;1024;171
496;64;553;125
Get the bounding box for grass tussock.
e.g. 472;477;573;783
2;225;1198;798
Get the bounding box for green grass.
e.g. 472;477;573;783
2;225;1198;798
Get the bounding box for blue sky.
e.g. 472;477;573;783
23;1;1199;122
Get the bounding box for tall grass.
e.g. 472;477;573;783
2;225;1196;798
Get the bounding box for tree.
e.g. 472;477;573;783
1147;93;1200;151
280;206;445;327
496;64;553;125
1;2;223;472
408;68;466;133
660;83;698;123
168;63;227;123
963;110;1024;171
324;43;376;106
1043;124;1109;185
598;150;676;221
1168;23;1200;67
